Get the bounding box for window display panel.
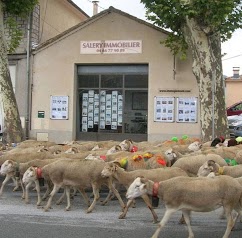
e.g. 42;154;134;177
80;90;99;132
176;97;198;123
80;89;123;133
99;90;123;133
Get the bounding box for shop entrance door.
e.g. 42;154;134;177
76;65;148;141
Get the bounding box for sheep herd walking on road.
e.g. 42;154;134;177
1;137;242;238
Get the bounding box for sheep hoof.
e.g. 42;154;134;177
178;217;186;224
86;208;92;213
119;213;126;219
25;200;30;204
43;206;50;212
65;207;70;211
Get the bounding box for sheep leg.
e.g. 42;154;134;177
109;183;125;211
24;181;33;204
100;189;113;205
119;199;133;219
78;188;91;207
86;183;100;213
181;209;194;238
13;177;20;191
222;207;235;238
0;174;12;196
141;194;158;223
34;180;42;206
20;178;25;199
151;207;177;238
56;188;66;205
44;184;61;212
42;180;52;200
70;187;77;199
65;186;71;211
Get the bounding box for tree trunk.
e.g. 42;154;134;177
0;2;23;143
182;17;229;142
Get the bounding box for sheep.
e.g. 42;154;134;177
197;160;242;178
171;141;202;155
22;163;90;208
126;176;242;238
171;154;228;177
200;146;241;159
0;151;55;166
235;150;242;164
0;158;64;198
38;159;125;213
101;162;188;223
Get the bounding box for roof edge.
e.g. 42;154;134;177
33;6;170;53
67;0;90;18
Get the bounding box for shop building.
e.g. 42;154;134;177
31;7;200;143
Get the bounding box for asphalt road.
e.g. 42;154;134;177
0;182;242;238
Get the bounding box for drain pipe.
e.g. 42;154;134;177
26;12;33;139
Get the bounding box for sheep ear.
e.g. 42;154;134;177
140;177;147;183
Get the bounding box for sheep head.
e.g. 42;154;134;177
119;139;133;151
22;166;37;184
101;162;120;177
126;177;148;199
0;160;15;175
188;141;202;151
197;160;219;177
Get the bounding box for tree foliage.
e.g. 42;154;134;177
3;0;38;53
141;0;242;58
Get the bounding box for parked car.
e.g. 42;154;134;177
234;121;242;137
226;101;242;116
228;115;242;138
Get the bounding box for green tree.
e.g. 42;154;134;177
141;0;242;141
0;0;38;143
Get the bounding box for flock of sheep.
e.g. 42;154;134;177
0;137;242;238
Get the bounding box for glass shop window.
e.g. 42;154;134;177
125;75;148;88
78;75;99;88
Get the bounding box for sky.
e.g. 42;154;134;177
73;0;242;77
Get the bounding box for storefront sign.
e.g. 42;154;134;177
80;40;142;54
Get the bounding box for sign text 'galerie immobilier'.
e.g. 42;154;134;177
80;40;142;54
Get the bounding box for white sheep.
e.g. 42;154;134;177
38;159;125;213
0;158;64;198
126;176;242;238
22;164;90;208
101;162;188;223
197;160;242;178
171;141;202;155
172;154;228;176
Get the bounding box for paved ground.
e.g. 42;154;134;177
0;182;242;238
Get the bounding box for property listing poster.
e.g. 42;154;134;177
50;96;69;119
176;97;198;123
154;97;175;122
82;90;122;131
